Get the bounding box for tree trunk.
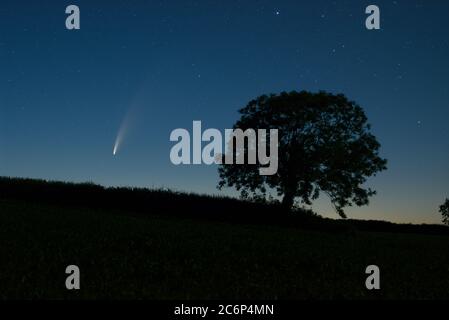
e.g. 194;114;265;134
281;191;295;211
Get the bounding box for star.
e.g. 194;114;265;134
275;10;280;16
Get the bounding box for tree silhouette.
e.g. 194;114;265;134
218;91;387;218
440;199;449;225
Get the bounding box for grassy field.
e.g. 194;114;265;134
1;199;449;300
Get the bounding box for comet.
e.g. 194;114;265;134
112;108;134;156
112;124;125;156
112;83;148;156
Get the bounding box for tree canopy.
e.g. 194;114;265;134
218;91;387;218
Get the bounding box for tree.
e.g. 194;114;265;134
440;199;449;225
218;91;387;218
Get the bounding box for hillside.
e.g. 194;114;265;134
0;177;448;299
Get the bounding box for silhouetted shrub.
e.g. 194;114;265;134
440;199;449;225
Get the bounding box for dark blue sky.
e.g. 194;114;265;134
1;0;448;223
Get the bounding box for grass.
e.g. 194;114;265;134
1;199;449;300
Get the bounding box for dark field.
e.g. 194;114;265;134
1;198;449;299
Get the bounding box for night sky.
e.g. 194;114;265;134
0;0;448;223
